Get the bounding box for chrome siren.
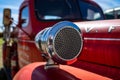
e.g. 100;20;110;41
35;21;83;64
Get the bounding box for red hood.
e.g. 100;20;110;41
13;62;112;80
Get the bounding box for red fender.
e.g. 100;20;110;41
13;62;112;80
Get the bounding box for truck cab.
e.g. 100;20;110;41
2;0;120;80
17;0;104;68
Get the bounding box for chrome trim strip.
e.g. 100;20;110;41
84;37;120;41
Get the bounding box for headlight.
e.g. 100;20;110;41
35;21;83;64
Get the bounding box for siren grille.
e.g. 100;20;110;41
54;27;82;60
35;21;83;64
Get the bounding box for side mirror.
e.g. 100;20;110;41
3;8;12;27
21;19;26;24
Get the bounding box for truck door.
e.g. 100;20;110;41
17;5;32;68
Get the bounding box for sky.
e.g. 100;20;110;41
0;0;120;32
0;0;24;32
93;0;120;10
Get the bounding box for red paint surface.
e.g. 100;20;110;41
75;19;120;67
13;62;112;80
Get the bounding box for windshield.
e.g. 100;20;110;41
34;0;104;21
79;0;104;20
34;0;81;20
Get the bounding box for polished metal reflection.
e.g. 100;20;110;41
35;21;83;63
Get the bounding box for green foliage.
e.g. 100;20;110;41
0;38;4;45
0;38;3;68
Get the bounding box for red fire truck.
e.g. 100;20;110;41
2;0;120;80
